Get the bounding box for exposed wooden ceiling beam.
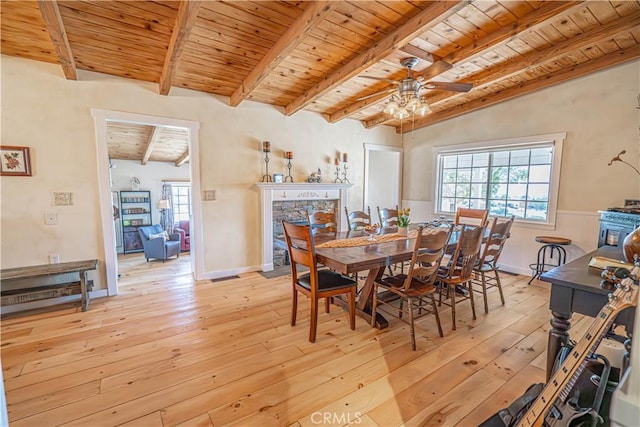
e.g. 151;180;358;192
141;127;162;165
407;44;640;131
37;0;76;80
339;0;582;125
283;0;470;116
425;11;640;107
159;1;201;96
175;151;189;167
328;60;452;123
229;1;336;107
438;0;583;67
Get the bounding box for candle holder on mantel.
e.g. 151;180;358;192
341;162;350;183
261;141;272;182
334;161;342;182
284;151;294;182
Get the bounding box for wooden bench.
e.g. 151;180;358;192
1;259;98;313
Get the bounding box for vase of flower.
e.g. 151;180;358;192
397;208;410;236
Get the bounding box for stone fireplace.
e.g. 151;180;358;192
255;182;352;271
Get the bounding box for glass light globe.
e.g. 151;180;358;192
418;101;431;116
406;97;420;112
384;101;398;116
396;107;409;120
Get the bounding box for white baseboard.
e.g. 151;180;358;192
200;264;262;280
1;289;109;315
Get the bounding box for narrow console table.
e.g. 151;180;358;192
539;247;635;380
1;259;98;312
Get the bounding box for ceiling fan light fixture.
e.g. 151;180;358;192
383;100;398;116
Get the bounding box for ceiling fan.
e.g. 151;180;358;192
357;57;473;102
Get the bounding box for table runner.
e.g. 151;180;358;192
316;227;441;248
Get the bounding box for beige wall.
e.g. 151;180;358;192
0;56;399;282
403;60;640;273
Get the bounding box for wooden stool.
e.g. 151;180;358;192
528;236;571;284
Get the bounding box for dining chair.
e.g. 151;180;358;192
455;207;489;228
436;224;485;330
282;220;357;343
344;206;371;230
472;216;514;314
371;225;452;350
307;210;337;239
377;205;399;227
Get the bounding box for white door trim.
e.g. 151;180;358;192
363;143;403;213
91;109;202;295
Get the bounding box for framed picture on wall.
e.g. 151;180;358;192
1;146;32;176
273;173;284;183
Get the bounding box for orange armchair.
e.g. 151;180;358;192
174;220;190;252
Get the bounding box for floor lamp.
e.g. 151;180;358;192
158;199;170;231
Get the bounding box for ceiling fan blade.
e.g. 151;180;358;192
356;87;396;101
358;75;400;84
423;81;473;92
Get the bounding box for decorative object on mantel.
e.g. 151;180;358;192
284;151;294;182
608;150;640;175
1;145;32;176
334;157;342;183
131;177;140;191
341;152;350;183
307;167;322;183
273;173;284;183
261;141;273;182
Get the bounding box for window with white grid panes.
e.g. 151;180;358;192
435;134;564;224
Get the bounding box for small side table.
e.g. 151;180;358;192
528;236;572;284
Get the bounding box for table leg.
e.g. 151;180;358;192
547;310;571;380
333;267;388;329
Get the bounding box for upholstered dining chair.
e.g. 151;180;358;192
282;220;357;343
371;225;452;350
436;224;485;330
344;206;371;230
377;205;399;227
472;216;514;314
307;210;337;240
455;207;489;228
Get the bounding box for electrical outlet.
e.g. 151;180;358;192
203;190;216;201
45;211;58;225
49;254;60;264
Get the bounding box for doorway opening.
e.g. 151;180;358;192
363;143;403;219
92;109;202;296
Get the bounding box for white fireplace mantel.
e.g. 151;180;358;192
255;182;353;271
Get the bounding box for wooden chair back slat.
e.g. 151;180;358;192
404;226;452;292
307;210;337;238
344;206;371;230
478;216;514;267
377;205;399;227
455;208;489;227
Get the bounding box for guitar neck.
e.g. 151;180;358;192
517;279;638;427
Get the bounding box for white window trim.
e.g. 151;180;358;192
432;132;566;229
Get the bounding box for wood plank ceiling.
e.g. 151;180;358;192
2;1;639;164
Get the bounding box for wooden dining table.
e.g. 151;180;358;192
315;225;462;329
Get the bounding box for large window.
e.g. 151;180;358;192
171;184;191;223
435;133;565;224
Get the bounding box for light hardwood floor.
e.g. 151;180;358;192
1;253;590;426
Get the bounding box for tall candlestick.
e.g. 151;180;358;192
262;141;271;152
285;151;293;159
334;158;340;166
342;153;348;163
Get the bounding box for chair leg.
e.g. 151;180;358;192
481;271;489;314
398;298;404;319
291;288;298;326
468;280;476;320
349;288;356;330
370;285;378;327
496;270;505;305
309;297;318;343
451;284;456;331
325;297;330;313
430;294;443;338
408;298;416;351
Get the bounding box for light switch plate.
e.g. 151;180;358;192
203;190;216;201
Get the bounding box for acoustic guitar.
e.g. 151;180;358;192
516;272;638;427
